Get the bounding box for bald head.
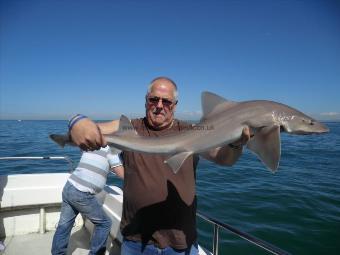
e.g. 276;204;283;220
145;77;178;129
147;77;178;100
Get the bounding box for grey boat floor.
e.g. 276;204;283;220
1;226;120;255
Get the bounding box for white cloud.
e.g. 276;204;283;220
320;112;340;116
176;110;202;120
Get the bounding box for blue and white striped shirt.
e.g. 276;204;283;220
68;146;122;194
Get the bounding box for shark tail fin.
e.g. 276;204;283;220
246;125;281;172
164;151;193;174
49;134;69;148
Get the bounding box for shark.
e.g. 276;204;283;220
50;91;329;173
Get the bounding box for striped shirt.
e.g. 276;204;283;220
68;146;122;194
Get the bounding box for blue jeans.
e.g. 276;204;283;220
51;181;112;255
121;239;199;255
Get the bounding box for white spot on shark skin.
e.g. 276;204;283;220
272;111;295;124
272;111;296;132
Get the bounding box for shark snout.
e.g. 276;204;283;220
308;119;329;133
284;120;330;135
317;122;329;133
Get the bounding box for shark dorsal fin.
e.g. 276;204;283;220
115;115;138;136
201;91;237;119
105;115;137;154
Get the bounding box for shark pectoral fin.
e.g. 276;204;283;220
164;151;193;174
246;125;281;172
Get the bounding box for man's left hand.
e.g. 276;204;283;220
230;126;251;147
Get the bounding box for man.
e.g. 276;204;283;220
51;146;124;255
69;77;250;254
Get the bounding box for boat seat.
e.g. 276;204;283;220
0;173;69;210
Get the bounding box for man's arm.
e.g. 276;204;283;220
107;148;124;179
110;165;124;179
69;117;119;151
200;127;250;166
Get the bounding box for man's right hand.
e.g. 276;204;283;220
70;118;106;151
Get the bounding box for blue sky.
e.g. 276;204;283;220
1;0;339;120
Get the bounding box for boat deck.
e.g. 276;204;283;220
1;226;121;255
0;166;290;255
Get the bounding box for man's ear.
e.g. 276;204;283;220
145;95;149;108
172;102;177;111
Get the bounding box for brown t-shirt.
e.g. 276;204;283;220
120;118;199;249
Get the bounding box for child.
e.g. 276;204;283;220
51;146;124;255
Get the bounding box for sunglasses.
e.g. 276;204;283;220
147;96;177;107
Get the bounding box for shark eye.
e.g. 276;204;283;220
310;120;315;125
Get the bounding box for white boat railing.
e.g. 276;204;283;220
0;156;291;255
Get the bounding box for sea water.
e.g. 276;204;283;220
0;120;339;254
